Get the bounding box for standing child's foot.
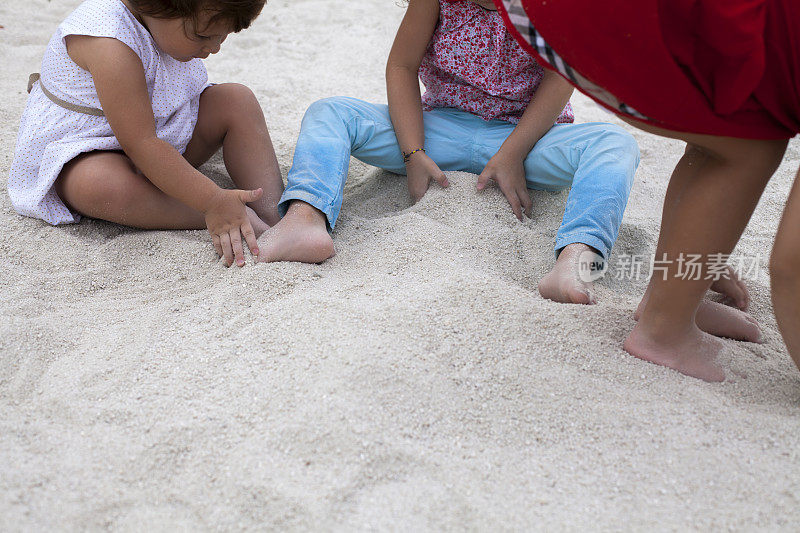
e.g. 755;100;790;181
538;243;598;305
256;201;334;264
693;300;762;342
634;287;762;342
624;322;726;382
709;265;750;311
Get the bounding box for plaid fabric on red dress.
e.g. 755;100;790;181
495;0;800;139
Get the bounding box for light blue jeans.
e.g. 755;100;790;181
280;96;639;259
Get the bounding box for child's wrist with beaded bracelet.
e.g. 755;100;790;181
402;148;426;164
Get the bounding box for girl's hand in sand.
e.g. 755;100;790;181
477;153;532;221
405;151;449;203
204;188;263;267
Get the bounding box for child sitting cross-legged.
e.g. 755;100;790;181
9;0;284;268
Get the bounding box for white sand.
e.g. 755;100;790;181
1;0;800;529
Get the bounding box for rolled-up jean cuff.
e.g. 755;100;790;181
554;233;610;261
278;190;337;230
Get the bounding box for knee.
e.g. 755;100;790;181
585;125;640;186
688;138;787;177
59;164;137;214
585;125;640;172
304;96;352;122
602;125;640;161
210;83;262;120
216;82;257;104
300;98;368;142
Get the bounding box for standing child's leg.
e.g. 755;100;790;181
624;133;787;381
632;145;762;342
770;167;800;373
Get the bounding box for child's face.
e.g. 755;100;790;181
469;0;497;10
141;11;232;62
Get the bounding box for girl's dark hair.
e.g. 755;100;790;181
129;0;266;33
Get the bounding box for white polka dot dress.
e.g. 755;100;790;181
8;0;208;225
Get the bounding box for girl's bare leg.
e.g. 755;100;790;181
57;151;206;229
648;146;749;308
633;146;761;341
183;83;284;226
770;167;800;373
57;84;280;232
620;124;786;380
56;151;267;258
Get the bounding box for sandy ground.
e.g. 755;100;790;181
1;0;800;530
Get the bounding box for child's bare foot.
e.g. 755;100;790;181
256;201;334;264
694;300;762;342
709;265;750;311
537;243;598;305
246;206;270;238
634;288;761;342
624;322;726;382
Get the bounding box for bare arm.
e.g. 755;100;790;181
385;0;439;155
386;0;449;201
478;69;574;219
494;69;574;161
66;35;222;212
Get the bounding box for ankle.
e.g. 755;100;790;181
287;200;327;223
259;205;282;227
634;311;696;342
558;242;595;259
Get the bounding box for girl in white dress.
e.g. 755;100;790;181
9;0;284;267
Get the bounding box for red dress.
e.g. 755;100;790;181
494;0;800;139
419;0;573;124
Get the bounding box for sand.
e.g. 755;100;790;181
1;0;799;530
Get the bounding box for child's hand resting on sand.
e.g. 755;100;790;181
204;188;263;267
477;152;532;221
405;151;450;203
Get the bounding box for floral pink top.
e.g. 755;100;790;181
419;0;574;124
